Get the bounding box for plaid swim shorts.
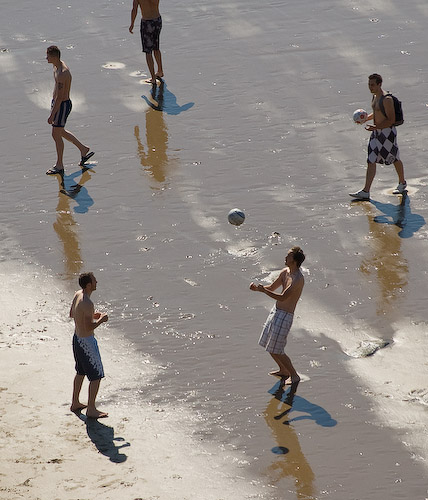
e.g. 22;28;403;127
258;306;294;354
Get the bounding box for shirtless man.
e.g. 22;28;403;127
250;247;305;385
46;46;94;175
129;0;164;84
69;272;109;418
349;73;406;200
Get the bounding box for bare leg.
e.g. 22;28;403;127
363;162;376;192
62;129;90;157
86;379;108;418
270;353;290;378
145;52;156;84
272;353;300;384
71;374;87;411
52;128;90;171
52;127;65;169
154;49;164;78
393;160;405;184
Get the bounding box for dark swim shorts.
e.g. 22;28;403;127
52;99;72;127
140;16;162;54
73;333;105;381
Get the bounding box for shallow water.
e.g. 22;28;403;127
2;0;428;497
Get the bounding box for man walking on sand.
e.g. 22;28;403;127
349;73;406;200
250;247;305;385
129;0;164;85
69;272;109;418
46;45;94;175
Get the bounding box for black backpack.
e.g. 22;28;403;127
379;93;404;126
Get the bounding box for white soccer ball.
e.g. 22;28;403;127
353;109;368;124
228;208;245;226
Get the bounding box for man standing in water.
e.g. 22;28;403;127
70;272;109;418
46;45;94;175
250;247;305;385
349;73;406;200
129;0;164;85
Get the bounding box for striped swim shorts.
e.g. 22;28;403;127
52;99;72;128
258;306;294;354
73;333;105;381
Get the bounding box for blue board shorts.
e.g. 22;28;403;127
52;99;72;128
73;333;105;381
140;16;162;54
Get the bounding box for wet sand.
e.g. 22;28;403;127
1;0;428;498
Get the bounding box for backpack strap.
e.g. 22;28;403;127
378;93;392;118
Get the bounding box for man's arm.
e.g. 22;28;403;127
129;0;139;33
251;275;303;302
250;269;284;294
83;301;108;331
69;292;78;318
366;96;395;131
48;72;67;124
264;270;286;292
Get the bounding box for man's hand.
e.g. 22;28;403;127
48;115;54;124
250;282;264;292
129;23;134;34
99;313;109;323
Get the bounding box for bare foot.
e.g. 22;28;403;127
46;166;64;175
86;409;109;419
283;375;301;385
70;403;87;412
269;370;289;378
80;146;90;157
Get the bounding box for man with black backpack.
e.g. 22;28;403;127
349;73;406;200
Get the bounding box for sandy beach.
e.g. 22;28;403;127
0;256;271;500
1;0;428;498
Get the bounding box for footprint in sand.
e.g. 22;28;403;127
380;186;418;196
183;278;199;287
102;62;126;70
129;70;147;78
407;389;428;406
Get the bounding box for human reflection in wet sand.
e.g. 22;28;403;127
264;381;335;499
359;201;411;317
52;168;94;279
135;82;181;187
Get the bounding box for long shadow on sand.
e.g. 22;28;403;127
371;193;425;238
59;167;95;214
351;193;425;238
75;412;130;463
142;80;194;115
268;381;337;427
